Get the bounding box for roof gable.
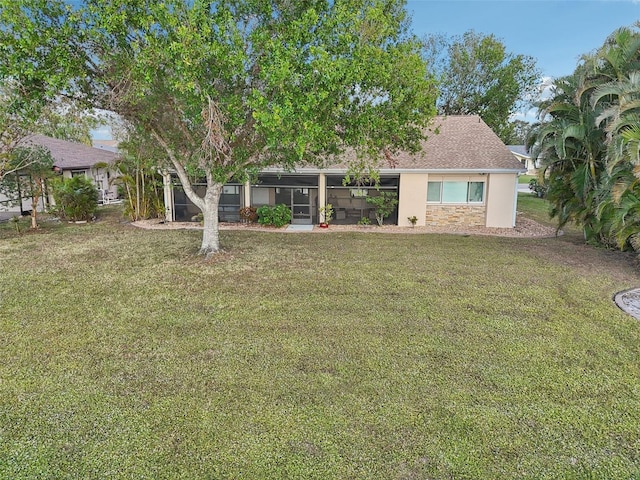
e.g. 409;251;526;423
315;115;525;173
391;115;526;171
20;134;119;170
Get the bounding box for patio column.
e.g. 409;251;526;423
318;173;327;222
161;170;174;222
244;180;251;208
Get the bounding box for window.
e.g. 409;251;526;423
426;182;441;202
427;181;485;204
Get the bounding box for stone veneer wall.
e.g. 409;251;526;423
425;204;486;227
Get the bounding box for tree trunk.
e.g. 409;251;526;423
150;131;226;257
30;177;43;229
199;182;223;257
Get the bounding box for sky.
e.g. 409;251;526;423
407;0;640;79
406;0;640;120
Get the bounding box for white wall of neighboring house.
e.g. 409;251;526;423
60;167;119;204
0;173;47;214
1;166;120;215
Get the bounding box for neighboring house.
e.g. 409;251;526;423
0;135;121;213
508;145;538;175
164;115;526;228
92;139;120;153
29;134;121;206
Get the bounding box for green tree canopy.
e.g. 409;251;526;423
0;82;42;181
423;30;540;142
0;0;437;256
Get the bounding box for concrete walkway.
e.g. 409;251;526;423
614;288;640;320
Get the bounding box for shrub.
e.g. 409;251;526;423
239;206;258;223
256;204;291;227
319;203;334;224
529;178;547;198
366;191;398;226
52;175;99;221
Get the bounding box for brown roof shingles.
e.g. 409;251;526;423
397;115;525;171
20;134;119;170
316;115;525;172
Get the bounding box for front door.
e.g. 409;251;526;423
275;187;314;224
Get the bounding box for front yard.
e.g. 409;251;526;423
0;206;639;478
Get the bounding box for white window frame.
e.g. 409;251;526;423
427;178;485;205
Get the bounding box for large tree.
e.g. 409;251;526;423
0;0;436;256
35;99;102;146
423;30;539;142
526;72;608;241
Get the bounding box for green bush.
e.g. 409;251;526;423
529;178;547;198
366;191;398;226
52;175;99;221
256;204;291;227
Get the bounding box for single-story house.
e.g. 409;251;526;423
508;145;538;175
29;134;121;203
163;115;526;228
0;135;121;213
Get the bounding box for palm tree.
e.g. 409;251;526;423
528;73;608;240
588;25;640;249
528;23;640;249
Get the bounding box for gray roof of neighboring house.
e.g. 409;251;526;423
507;145;531;158
20;134;119;170
92;139;120;153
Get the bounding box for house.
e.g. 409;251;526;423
163;115;526;228
508;145;538;175
0;135;121;213
28;135;121;203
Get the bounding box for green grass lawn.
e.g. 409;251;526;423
518;192;552;226
1;208;639;479
518;174;535;184
517;192;585;240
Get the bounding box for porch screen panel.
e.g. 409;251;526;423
219;184;242;221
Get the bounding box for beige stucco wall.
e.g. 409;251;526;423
398;173;428;226
485;173;518;228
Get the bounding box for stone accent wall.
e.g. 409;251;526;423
425;204;486;227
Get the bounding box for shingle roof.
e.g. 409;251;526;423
20;134;119;170
390;115;525;171
507;145;530;158
314;115;525;173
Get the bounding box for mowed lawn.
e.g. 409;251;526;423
1;206;639;479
